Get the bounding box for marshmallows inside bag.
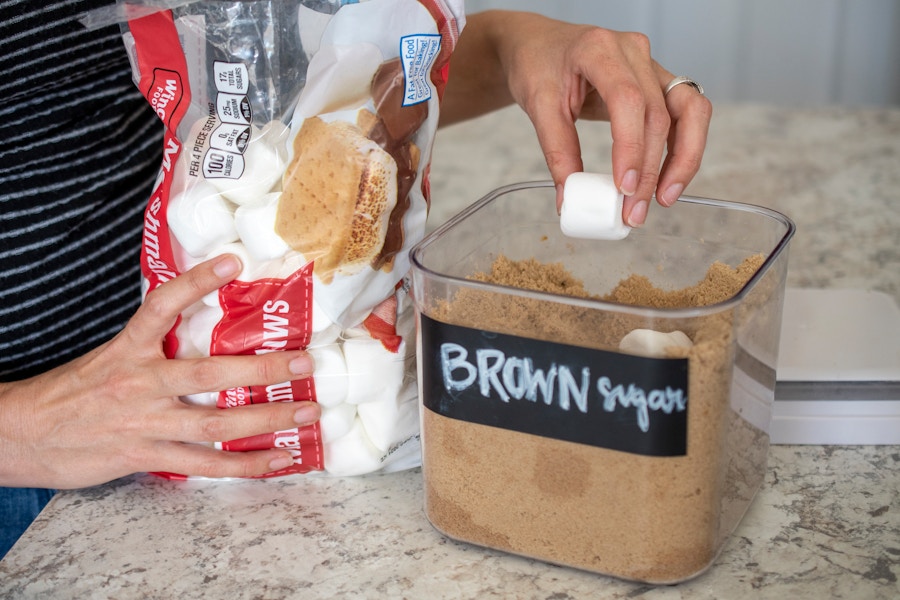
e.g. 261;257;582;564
123;0;465;477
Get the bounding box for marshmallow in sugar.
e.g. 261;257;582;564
619;329;693;358
560;172;631;240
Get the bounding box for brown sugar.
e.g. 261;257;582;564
421;254;769;584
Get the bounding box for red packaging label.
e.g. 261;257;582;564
211;263;325;472
130;11;324;475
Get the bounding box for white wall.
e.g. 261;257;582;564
464;0;900;107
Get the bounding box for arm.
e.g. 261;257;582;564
440;10;713;223
0;255;320;489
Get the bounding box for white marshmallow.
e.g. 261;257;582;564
208;122;287;206
319;403;357;443
307;343;349;407
357;379;419;452
619;329;693;358
234;192;291;262
174;314;204;359
167;179;239;257
186;305;224;357
323;417;384;476
342;328;406;405
202;242;282;306
309;322;341;347
181;392;218;407
560;172;631;240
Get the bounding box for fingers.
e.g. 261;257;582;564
127;254;242;344
146;441;302;480
163;399;321;446
526;92;585;212
131;348;319;441
581;32;671;226
525;26;711;224
152;350;315;399
656;83;713;206
137;399;320;479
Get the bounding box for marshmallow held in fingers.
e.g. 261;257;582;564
560;172;631;240
234;192;291;262
619;329;693;358
167;179;239;257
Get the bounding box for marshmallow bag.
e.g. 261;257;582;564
109;0;465;478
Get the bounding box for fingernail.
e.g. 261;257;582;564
556;183;564;215
289;353;314;376
620;169;639;196
268;454;294;471
660;183;684;207
627;200;649;227
293;403;321;425
213;255;241;278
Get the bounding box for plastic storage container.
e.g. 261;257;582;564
410;181;795;584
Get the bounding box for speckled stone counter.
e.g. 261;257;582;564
2;104;899;599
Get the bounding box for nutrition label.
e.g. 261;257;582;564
202;61;252;180
400;34;442;106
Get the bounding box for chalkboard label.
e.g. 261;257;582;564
420;315;689;457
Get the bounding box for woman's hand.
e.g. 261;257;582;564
0;254;320;489
441;10;712;224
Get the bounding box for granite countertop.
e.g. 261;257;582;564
2;104;899;599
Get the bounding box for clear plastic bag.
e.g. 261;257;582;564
106;0;464;477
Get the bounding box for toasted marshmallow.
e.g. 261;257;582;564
619;329;693;358
561;172;631;240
